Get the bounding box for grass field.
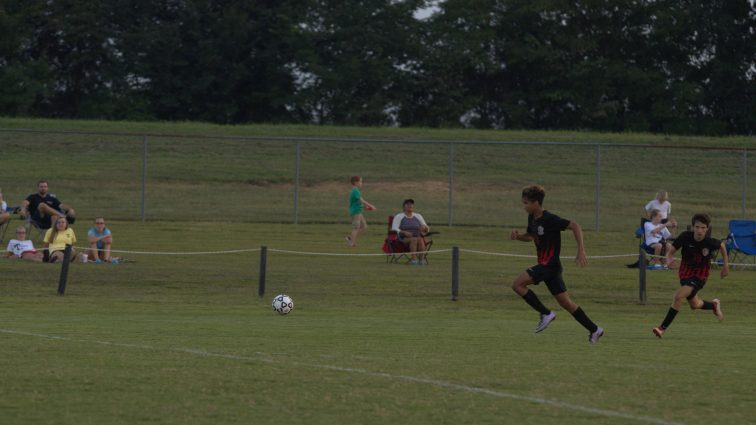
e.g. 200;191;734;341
2;220;755;425
2;119;756;424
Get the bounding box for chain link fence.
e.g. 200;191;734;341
1;128;752;234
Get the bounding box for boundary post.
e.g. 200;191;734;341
639;246;647;305
451;246;459;301
57;244;73;296
258;246;267;297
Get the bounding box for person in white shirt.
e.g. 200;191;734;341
643;209;674;269
645;191;676;224
0;190;10;229
5;226;43;262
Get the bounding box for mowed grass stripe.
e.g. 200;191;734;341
0;328;685;425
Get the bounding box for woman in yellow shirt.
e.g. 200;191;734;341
43;216;77;263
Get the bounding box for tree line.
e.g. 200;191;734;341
1;0;754;135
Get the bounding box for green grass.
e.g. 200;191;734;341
1;118;755;424
2;221;755;425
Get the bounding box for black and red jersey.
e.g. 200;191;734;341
672;231;722;282
527;210;571;267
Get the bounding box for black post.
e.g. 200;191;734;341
57;244;73;296
258;246;267;298
451;246;459;301
639;246;647;305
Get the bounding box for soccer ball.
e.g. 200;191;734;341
272;294;294;315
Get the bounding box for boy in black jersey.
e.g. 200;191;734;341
653;213;729;338
510;185;604;344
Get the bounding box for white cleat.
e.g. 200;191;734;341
535;311;556;333
712;298;724;322
589;327;604;345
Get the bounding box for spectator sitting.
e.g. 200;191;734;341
43;216;77;263
5;226;43;262
644;209;673;269
19;180;76;230
391;199;430;265
0;190;10;227
87;217;117;263
645;190;676;232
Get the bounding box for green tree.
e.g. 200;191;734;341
118;0;304;123
288;0;425;125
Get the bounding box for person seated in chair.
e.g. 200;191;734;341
644;209;674;269
0;190;10;228
19;180;76;230
391;199;430;265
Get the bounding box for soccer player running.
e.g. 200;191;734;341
653;213;729;338
510;185;604;344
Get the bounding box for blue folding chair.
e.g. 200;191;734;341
724;220;756;270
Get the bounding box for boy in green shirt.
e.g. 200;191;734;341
346;176;376;247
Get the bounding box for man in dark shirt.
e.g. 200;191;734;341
653;213;729;338
510;185;604;345
19;180;76;229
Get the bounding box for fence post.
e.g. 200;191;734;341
294;142;301;224
638;246;647;305
57;244;73;295
448;143;454;227
595;144;601;232
451;246;459;301
141;135;147;222
742;149;747;219
258;246;267;298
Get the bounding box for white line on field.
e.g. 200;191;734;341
1;328;684;425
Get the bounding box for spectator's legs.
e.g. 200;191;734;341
37;203;64;221
409;236;418;260
21;252;43;262
652;243;662;264
101;242;112;262
88;243;99;262
49;248;76;263
417;237;427;261
0;211;9;226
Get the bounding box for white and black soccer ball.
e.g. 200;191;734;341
272;294;294;315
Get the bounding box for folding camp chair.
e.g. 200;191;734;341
0;206;20;245
627;217;671;269
724;220;756;270
381;215;434;264
24;214;52;243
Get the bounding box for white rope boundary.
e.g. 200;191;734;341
42;245;756;267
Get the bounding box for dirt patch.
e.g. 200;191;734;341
267;180;450;194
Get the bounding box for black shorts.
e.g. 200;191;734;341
49;250;76;263
526;264;567;295
681;278;706;300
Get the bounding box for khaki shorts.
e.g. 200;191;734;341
351;214;367;230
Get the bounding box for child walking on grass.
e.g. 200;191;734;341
346;176;375;247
